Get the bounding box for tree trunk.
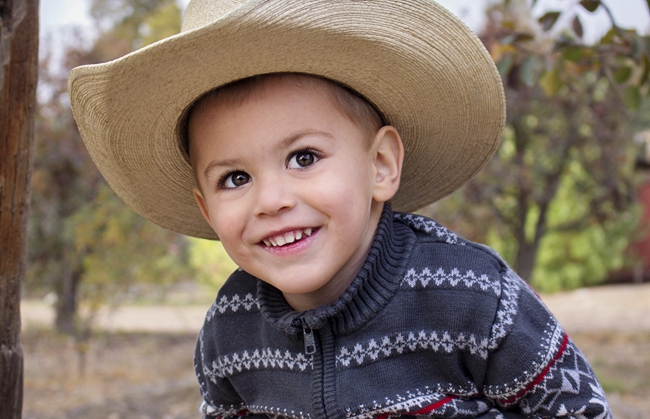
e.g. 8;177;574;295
0;1;39;418
515;239;538;284
54;267;81;335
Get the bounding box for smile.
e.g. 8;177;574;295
261;228;315;247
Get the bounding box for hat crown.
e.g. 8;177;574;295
181;0;249;32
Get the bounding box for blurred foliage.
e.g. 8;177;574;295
188;238;238;294
89;0;181;49
428;0;647;290
27;0;227;340
68;184;191;305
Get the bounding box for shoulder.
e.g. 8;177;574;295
196;269;264;376
393;212;533;347
203;268;261;324
394;212;508;295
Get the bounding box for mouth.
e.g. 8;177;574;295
260;227;317;248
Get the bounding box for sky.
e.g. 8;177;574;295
40;0;650;48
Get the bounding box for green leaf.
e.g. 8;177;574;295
613;66;633;83
623;85;642;109
497;55;515;79
563;47;584;62
599;27;617;44
514;33;536;43
503;20;516;31
580;0;601;12
540;68;562;96
539;12;561;32
520;56;542;87
572;16;584;38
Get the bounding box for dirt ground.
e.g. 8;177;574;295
20;283;650;419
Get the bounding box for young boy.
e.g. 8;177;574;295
68;0;612;418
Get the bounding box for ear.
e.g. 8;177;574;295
371;125;404;203
193;187;217;231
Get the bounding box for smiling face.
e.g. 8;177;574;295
188;74;403;311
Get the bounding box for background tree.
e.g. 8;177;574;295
0;0;39;416
427;0;649;290
27;0;190;346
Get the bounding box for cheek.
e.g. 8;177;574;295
208;202;244;242
211;215;250;268
307;165;375;222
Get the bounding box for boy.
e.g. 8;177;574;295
68;0;612;418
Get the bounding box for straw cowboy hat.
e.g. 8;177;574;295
68;0;505;240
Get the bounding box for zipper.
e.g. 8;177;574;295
293;317;317;355
292;318;342;419
303;326;316;355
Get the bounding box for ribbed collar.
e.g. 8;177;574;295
258;204;416;336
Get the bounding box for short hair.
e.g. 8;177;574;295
182;73;385;162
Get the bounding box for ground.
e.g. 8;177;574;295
20;283;650;419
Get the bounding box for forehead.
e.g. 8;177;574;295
187;75;354;153
187;75;365;160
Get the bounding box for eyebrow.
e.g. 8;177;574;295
203;158;243;180
202;130;334;180
279;129;333;149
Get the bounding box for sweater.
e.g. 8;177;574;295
194;205;612;419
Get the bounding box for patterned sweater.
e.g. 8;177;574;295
194;205;611;419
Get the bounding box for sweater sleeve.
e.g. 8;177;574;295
194;327;249;419
193;269;272;419
482;269;612;418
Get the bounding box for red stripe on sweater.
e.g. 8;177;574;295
500;333;569;405
376;396;454;419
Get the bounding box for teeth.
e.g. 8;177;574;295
263;228;314;247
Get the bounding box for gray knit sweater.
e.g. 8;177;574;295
194;205;611;419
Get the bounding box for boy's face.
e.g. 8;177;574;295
190;76;401;311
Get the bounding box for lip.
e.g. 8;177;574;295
258;227;320;255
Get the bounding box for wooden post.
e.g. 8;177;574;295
0;0;39;417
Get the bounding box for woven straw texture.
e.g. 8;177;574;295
68;0;505;240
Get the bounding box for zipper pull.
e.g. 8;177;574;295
292;317;317;355
303;326;316;355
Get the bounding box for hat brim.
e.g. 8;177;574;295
69;0;505;240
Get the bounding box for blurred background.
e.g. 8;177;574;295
21;0;650;418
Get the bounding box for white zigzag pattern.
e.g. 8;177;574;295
487;269;521;350
205;348;312;380
206;293;260;321
401;267;501;295
246;404;313;419
337;330;490;367
485;321;566;399
394;213;462;244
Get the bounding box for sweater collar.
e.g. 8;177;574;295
257;203;416;336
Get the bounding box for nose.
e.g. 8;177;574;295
252;175;297;217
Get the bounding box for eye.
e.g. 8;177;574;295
288;150;319;169
220;170;251;189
